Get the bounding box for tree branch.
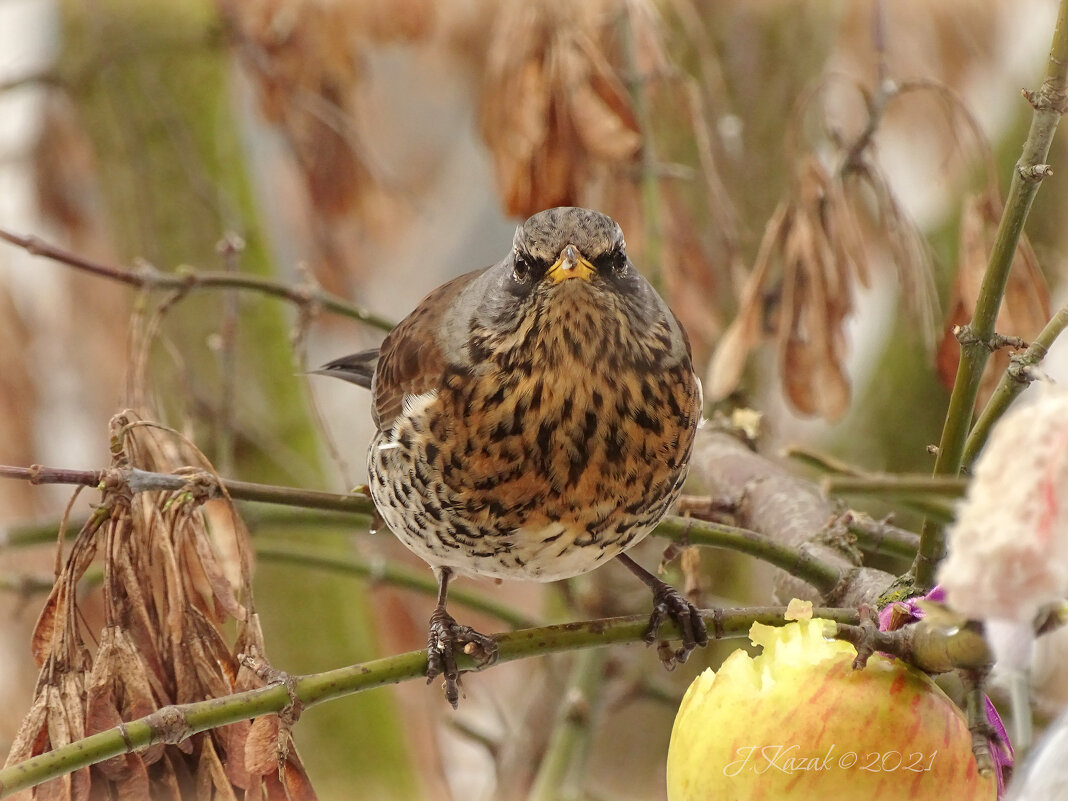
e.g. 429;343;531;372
0;464;376;516
688;431;895;607
654;516;845;595
918;0;1068;587
821;474;967;499
963;302;1068;466
0;606;860;797
1;463;849;592
0;227;394;332
255;540;538;629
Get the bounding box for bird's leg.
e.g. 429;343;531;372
426;566;499;708
616;553;708;669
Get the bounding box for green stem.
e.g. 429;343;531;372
784;446;956;522
0;464;376;516
527;649;607;801
916;0;1068;587
0;606;859;797
655;515;845;594
822;474;967;498
255;540;537;629
963;303;1068;466
2;467;846;593
845;517;920;561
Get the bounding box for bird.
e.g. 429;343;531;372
319;206;707;707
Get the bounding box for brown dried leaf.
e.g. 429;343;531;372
706;202;786;401
277;758;319;801
566;59;641;160
85;670;126;781
31;581;68;668
178;519;221;620
938;190;1050;403
149;752;184;801
3;691;51;769
38;685;73;801
110;538;169;700
711;152;933;420
197;736;242;801
657;188;727;364
480;0;641;217
215;720;254;790
245;716;281;778
351;0;434;42
111;754;150;801
220;0;370;218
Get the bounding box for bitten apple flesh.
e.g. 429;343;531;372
666;618;996;801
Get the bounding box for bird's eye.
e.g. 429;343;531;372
594;246;628;277
513;251;531;282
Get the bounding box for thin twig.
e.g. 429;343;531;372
654;516;845;595
963;303;1068;466
214;233;244;475
0;464;376;515
255;540;537;629
783;445;956;523
1;464;848;592
844;514;920;561
0;227;394;332
527;649;607;801
0;606;860;798
917;0;1068;588
822;474;967;498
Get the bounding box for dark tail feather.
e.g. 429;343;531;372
312;348;380;390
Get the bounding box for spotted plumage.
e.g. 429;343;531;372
321;207;707;706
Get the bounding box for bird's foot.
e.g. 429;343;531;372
643;581;709;670
426;605;498;708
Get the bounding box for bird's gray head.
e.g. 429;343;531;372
511;207;627;285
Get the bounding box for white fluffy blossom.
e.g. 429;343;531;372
939;386;1068;623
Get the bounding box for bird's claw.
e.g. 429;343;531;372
644;583;708;670
426;606;498;709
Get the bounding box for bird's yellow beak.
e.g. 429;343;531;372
547;244;596;283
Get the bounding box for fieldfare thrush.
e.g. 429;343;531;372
320;206;707;707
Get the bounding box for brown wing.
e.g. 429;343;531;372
372;268;487;431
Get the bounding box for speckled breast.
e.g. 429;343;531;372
368;286;701;581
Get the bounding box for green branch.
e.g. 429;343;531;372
0;464;376;516
0;607;860;797
916;0;1068;587
0;227;394;332
783;446;956;522
2;466;847;593
822;474;967;498
527;649;607;801
962;302;1068;466
255;540;538;629
844;515;920;561
654;516;845;595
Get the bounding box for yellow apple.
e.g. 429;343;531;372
666;618;996;801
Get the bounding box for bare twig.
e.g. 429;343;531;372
0;227;394;332
963;303;1068;466
0;463;375;515
2;462;850;591
822;474;967;499
917;0;1068;588
255;540;537;629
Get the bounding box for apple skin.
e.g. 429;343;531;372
666;619;996;801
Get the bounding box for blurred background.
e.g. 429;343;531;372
0;0;1066;798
